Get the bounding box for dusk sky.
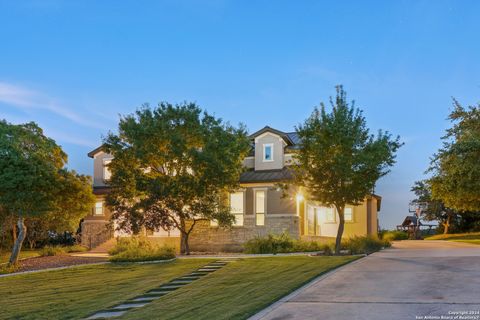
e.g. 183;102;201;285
1;0;479;229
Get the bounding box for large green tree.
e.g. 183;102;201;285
411;180;457;234
0;121;94;264
293;86;402;254
104;102;250;254
429;99;480;212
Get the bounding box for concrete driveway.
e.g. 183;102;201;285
251;241;480;320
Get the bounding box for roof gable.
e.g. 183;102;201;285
249;126;294;146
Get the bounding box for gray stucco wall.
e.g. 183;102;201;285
241;186;296;215
92;151;113;187
254;133;285;171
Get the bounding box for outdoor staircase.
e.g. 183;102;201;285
85;258;239;319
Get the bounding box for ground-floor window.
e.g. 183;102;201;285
230;191;244;226
344;207;353;222
255;190;266;226
94;201;104;216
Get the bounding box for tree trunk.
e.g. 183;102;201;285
443;213;452;234
180;231;190;255
335;206;345;255
179;219;190;255
9;216;26;265
12;222;17;243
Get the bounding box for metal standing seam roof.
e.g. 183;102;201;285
239;167;293;183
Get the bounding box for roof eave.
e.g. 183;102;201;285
88;145;104;158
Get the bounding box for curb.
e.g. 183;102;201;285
247;255;367;320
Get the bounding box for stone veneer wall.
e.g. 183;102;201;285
81;220;113;249
188;215;300;252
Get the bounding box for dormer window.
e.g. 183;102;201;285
103;159;112;181
263;143;273;162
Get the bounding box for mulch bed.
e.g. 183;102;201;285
16;255;109;273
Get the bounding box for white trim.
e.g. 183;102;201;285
262;143;274;162
254;131;282;143
344;207;354;222
103;158;113;181
253;187;268;226
94;200;104;216
229;191;246;227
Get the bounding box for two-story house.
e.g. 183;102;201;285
82;126;381;251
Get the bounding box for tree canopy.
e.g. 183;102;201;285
104;102;250;254
0;120;95;264
429;99;480;212
293;86;402;253
411;180;456;234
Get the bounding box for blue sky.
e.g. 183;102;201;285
1;0;479;229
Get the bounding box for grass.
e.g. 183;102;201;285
0;259;213;320
0;249;40;264
425;232;480;241
124;255;357;320
0;255;356;320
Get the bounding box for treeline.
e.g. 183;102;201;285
412;99;480;234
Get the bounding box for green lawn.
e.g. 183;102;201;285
0;259;213;320
124;256;356;320
425;232;480;242
0;249;40;264
0;255;356;320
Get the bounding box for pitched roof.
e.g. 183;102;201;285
240;167;293;183
249;126;295;146
88;145;105;158
401;215;421;227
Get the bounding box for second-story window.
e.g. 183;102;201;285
263;143;273;162
103;159;112;181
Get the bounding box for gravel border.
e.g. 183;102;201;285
0;257;177;278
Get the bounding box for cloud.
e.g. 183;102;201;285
42;127;97;148
0;82;104;129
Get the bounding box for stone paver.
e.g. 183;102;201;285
251;241;480;320
85;259;233;319
86;311;126;319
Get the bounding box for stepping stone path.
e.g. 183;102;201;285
86;259;236;319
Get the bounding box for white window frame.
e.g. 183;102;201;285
262;143;274;162
254;188;268;226
103;158;113;181
230;191;245;227
344;207;354;222
94;201;104;216
325;207;336;223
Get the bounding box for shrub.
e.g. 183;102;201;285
109;237;155;255
0;263;18;274
243;233;294;254
65;245;88;253
110;246;175;263
342;236;390;255
381;230;408;241
244;233;332;254
109;237;176;262
319;243;333;256
39;246;67;257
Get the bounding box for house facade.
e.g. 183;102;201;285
82;126;381;251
